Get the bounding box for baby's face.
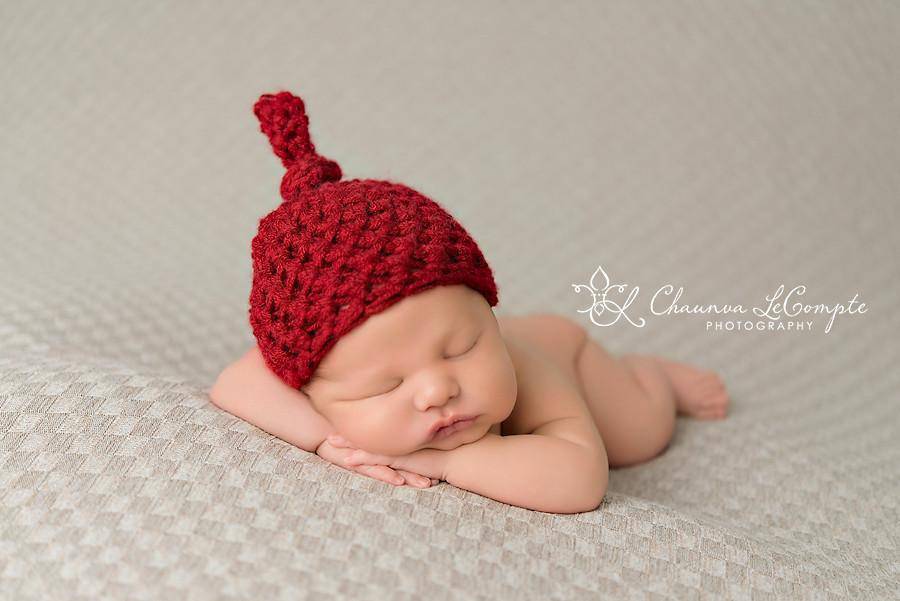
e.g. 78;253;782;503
301;284;517;456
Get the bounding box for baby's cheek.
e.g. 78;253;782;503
332;404;415;455
475;353;517;407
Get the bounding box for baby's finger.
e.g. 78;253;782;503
327;434;353;448
344;451;370;467
356;464;404;486
346;449;393;467
395;470;431;488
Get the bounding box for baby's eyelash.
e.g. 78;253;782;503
447;334;480;359
366;379;402;398
361;335;482;398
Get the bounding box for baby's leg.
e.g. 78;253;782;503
574;335;729;468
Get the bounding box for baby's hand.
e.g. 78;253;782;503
317;434;439;488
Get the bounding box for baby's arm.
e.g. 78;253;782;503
208;346;334;453
210;347;442;488
442;426;608;514
339;420;607;511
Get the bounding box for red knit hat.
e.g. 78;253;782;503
248;90;500;390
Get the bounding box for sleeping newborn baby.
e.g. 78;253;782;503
211;284;728;514
209;90;729;514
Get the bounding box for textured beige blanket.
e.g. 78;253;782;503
1;2;897;599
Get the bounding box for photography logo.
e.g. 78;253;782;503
572;264;868;334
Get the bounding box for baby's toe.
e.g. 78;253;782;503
696;372;724;391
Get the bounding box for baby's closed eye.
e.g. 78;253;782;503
364;379;403;398
443;333;480;359
353;333;483;399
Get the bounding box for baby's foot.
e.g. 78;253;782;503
656;357;729;419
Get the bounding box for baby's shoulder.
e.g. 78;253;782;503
495;326;589;437
496;313;586;353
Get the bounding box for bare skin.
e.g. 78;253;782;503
497;314;729;468
209;285;729;513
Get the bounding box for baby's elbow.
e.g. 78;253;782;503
208;372;227;406
208;363;240;409
572;456;609;513
578;465;609;513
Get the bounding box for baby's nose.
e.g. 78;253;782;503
414;373;460;409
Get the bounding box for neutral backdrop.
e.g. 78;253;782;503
1;2;898;599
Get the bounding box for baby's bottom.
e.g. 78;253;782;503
569;330;729;468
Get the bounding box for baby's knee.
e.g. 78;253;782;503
651;406;676;452
611;417;675;467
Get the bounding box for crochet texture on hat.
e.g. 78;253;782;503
248;90;499;390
